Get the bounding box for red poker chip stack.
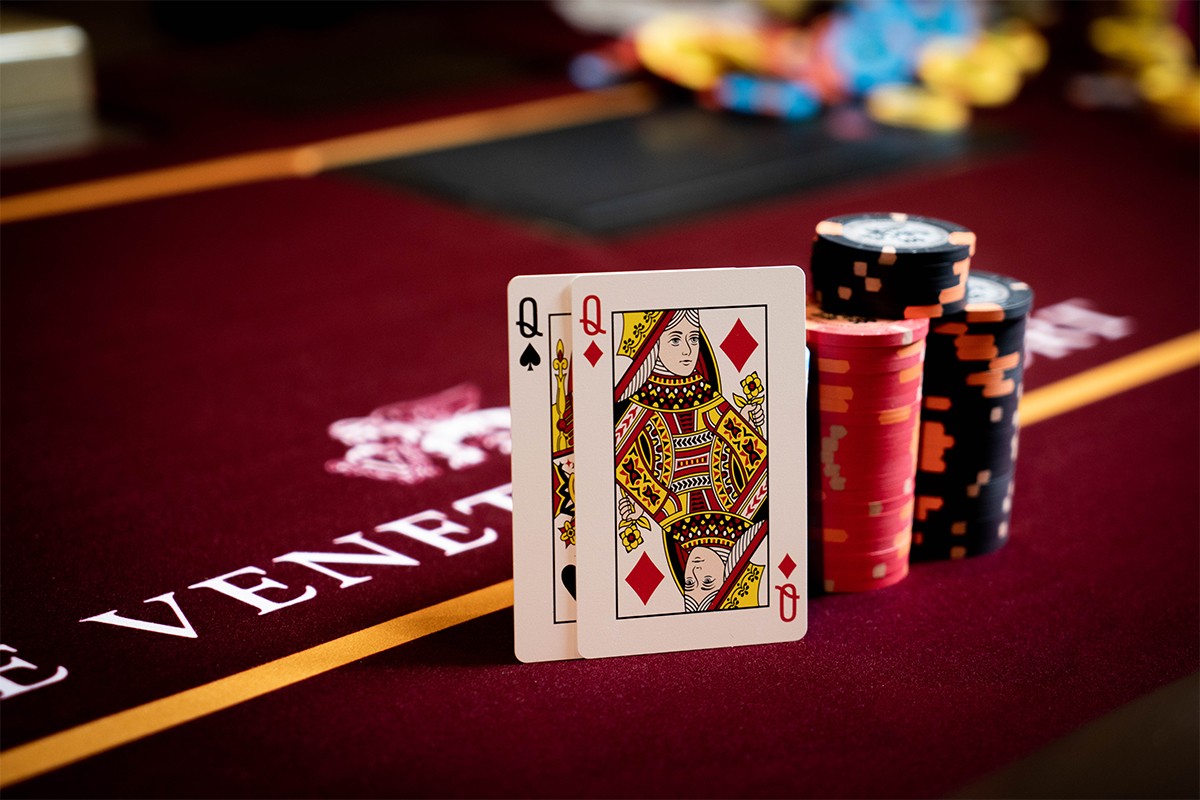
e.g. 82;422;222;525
806;303;930;593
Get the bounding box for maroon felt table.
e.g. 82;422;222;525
1;44;1197;799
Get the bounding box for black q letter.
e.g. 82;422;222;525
515;297;542;339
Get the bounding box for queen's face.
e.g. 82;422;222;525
659;318;701;376
683;546;724;607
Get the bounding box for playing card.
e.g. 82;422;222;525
507;274;580;662
570;266;808;659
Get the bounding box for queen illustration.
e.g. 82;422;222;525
612;308;769;613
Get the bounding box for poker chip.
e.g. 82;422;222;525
819;510;914;537
865;82;971;132
911;270;1033;560
568;39;642;90
806;303;929;593
960;269;1033;321
823;530;912;558
807;303;930;347
827;6;915;95
634;13;726;90
819;521;912;553
713;73;821;119
816;345;926;376
814;212;976;262
810;212;977;319
822;556;909;593
817;490;914;514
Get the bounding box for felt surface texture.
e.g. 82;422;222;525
2;63;1197;799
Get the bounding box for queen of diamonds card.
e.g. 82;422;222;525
572;267;806;658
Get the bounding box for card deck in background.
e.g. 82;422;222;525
570;266;809;659
507;274;579;663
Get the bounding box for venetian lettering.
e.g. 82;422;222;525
1026;299;1135;361
374;509;497;556
273;532;421;588
188;567;318;615
0;644;69;700
80;592;199;638
75;483;510;640
452;483;513;515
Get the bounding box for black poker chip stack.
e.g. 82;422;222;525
910;270;1034;560
810;212;976;320
808;210;1037;567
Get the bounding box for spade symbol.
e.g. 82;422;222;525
561;565;577;599
519;343;541;371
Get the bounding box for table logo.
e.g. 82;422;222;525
325;384;511;485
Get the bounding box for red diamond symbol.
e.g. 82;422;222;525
625;551;664;605
584;340;604;367
720;318;759;372
778;553;797;579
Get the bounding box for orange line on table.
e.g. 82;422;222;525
0;83;657;224
0;581;514;788
1019;331;1200;426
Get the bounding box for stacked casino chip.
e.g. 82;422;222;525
806;304;929;592
810;212;975;320
912;271;1033;559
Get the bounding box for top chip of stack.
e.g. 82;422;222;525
811;212;976;320
959;269;1033;323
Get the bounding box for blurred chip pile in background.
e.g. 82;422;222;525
1071;0;1199;132
556;0;1198;136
